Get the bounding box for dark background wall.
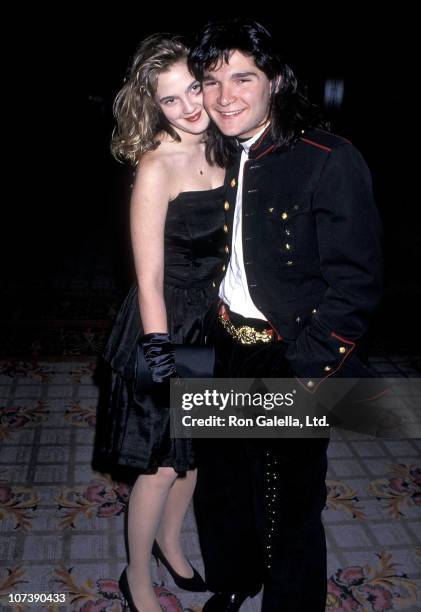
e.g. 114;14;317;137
4;8;418;356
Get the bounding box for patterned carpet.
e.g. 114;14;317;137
0;357;420;611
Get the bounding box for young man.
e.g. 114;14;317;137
189;19;383;612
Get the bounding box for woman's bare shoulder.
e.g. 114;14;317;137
133;143;185;202
138;138;187;195
139;145;170;172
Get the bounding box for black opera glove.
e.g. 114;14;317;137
141;332;177;383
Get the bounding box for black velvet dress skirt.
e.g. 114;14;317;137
97;186;225;475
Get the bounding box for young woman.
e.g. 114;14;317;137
99;34;229;611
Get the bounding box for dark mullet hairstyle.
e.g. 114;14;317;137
188;18;329;166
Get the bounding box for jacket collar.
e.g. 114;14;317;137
238;126;266;155
246;124;275;160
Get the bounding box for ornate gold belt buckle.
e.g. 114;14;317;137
237;325;261;344
219;316;272;344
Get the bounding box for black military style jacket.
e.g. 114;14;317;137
216;126;383;390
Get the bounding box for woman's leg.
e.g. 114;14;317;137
156;469;197;577
126;467;178;610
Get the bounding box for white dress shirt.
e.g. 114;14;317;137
219;127;267;320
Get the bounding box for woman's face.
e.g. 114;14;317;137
155;60;210;135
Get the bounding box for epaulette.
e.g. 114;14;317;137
299;128;351;153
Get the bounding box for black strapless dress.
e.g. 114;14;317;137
97;186;225;475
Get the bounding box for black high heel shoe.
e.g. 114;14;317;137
119;567;140;612
152;540;207;592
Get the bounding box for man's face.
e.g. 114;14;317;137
202;50;273;139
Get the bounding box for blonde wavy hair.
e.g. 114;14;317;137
111;34;189;165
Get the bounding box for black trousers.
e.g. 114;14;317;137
194;313;329;612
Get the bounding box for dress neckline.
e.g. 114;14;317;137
170;184;224;203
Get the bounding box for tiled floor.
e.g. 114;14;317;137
0;358;420;611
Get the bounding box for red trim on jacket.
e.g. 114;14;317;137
295;332;357;394
300;137;332;153
254;144;276;160
250;124;271;151
330;332;356;346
